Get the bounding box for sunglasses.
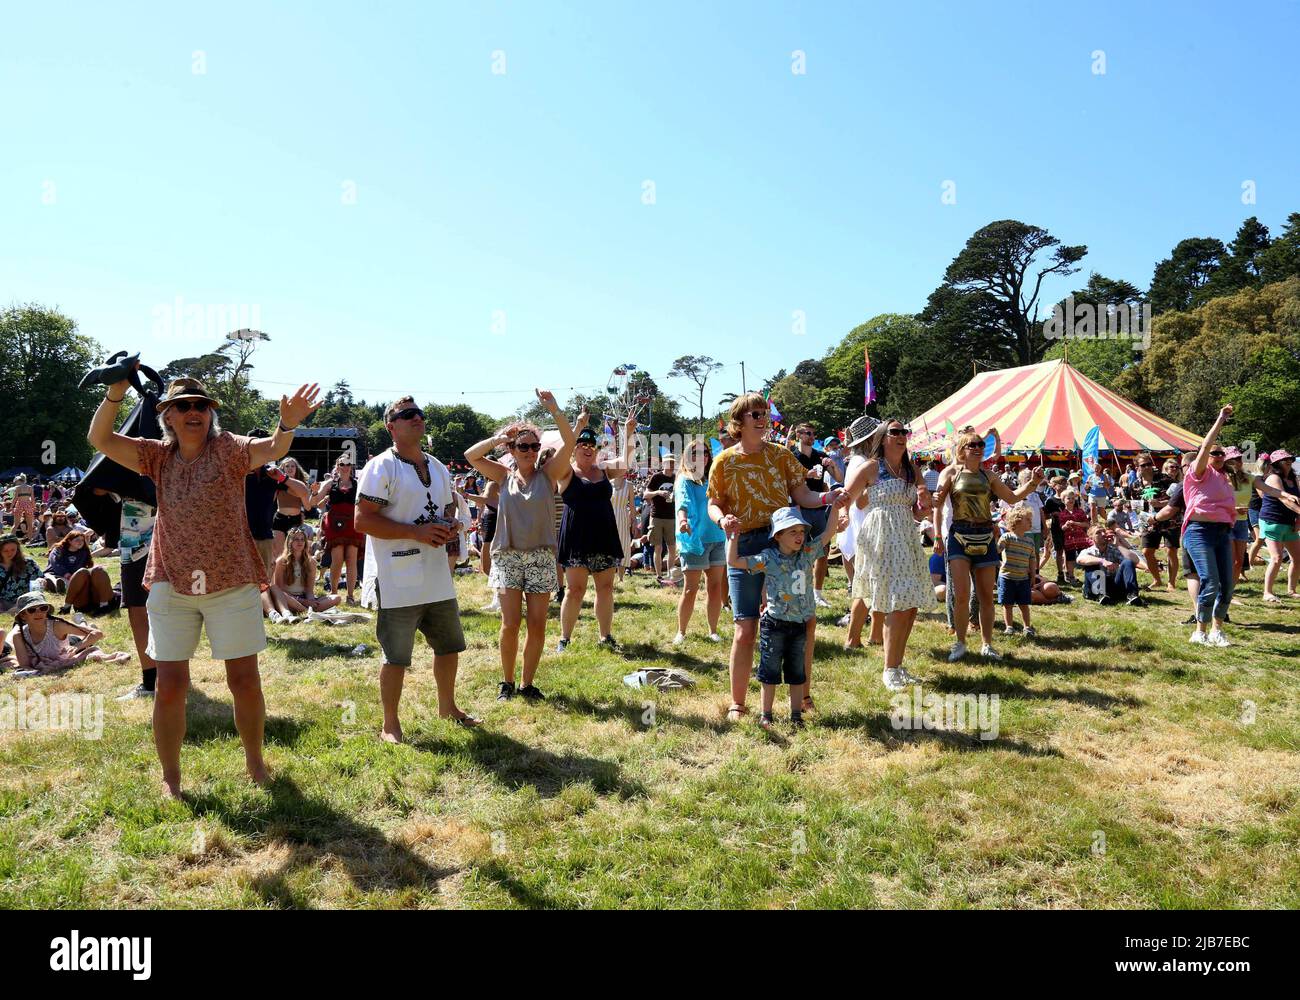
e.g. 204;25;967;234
1209;450;1226;457
392;407;424;422
887;428;911;437
798;430;814;436
746;410;768;420
514;441;542;452
1137;463;1152;468
961;443;983;451
170;399;211;414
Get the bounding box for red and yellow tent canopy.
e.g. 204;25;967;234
909;359;1200;456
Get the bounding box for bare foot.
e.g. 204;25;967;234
380;726;403;744
161;778;182;799
843;641;864;650
247;762;272;786
441;710;482;727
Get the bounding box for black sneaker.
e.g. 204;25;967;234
556;638;570;653
1127;594;1146;607
1180;613;1198;625
598;635;621;652
518;684;546;702
496;682;515;702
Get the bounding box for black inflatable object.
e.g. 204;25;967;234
72;359;166;547
78;351;142;390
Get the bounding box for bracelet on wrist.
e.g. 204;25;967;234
106;394;125;404
279;421;296;433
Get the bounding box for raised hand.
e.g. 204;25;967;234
574;406;590;433
536;389;558;411
280;384;322;429
1219;404;1234;422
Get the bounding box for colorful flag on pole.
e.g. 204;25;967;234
864;347;877;406
708;437;722;457
1082;425;1100;482
944;418;956;436
765;392;783;424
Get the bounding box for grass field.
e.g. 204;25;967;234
2;557;1298;909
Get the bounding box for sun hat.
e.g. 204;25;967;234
12;591;52;619
1223;446;1243;460
769;506;811;538
1270;449;1294;463
844;414;883;449
155;376;221;412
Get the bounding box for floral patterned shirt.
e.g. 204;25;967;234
744;536;829;623
137;433;268;596
707;442;808;534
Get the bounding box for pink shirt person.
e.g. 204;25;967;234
1181;465;1236;533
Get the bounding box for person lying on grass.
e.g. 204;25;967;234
10;592;131;672
727;501;846;731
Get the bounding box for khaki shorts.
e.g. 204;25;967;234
255;539;275;579
376;596;466;667
649;517;676;550
146;582;267;662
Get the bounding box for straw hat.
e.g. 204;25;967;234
844;414;884;449
155;377;221;412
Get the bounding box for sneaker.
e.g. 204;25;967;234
947;641;967;662
881;666;923;691
707;632;722;643
598;635;621;652
980;644;1002;661
116;684;155;701
758;711;775;731
1206;629;1231;648
672;632;686;646
1001;623;1017;635
267;610;284;624
496;681;515;701
482;598;501;612
1023;626;1037;639
1126;594;1146;607
836;613;852;627
518;684;546;702
1189;630;1207;645
790;712;805;730
814;593;831;608
1181;613;1198;625
556;638;570;653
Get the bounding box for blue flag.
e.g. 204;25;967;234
708;437;722;457
982;433;996;461
1081;425;1100;481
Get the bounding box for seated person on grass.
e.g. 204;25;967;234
1077;524;1145;606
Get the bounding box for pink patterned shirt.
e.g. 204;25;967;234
137;433;268;595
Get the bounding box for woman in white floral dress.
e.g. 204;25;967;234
844;417;935;691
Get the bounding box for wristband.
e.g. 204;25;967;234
106;394;125;404
279;420;296;433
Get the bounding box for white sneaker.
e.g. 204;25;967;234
707;632;722;643
814;593;831;608
836;613;851;627
980;644;1002;660
1189;630;1207;645
948;641;967;662
116;684;155;701
672;632;686;646
1206;629;1231;648
267;610;283;624
483;598;501;612
882;666;924;691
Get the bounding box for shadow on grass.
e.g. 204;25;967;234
183;687;312;747
1234;621;1300;635
186;774;455;905
408;728;646;800
475;860;566;909
1027;633;1158;655
925;670;1140;711
266;636;371;662
547;692;725;734
818;709;1061;757
605;641;723;672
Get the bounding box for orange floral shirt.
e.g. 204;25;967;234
707;442;808;533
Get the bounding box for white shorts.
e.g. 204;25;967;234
146;582;267;662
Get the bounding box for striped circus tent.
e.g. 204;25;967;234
909;359;1201;456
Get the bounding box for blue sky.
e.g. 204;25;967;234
4;1;1298;419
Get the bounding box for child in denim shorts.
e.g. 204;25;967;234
727;505;837;730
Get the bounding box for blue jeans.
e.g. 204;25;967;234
1183;521;1234;624
1084;558;1139;602
727;528;770;621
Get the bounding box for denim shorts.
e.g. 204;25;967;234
757;614;808;686
947;522;999;568
680;540;726;571
1247;508;1259;529
799;504;830;536
996;575;1031;606
728;527;770;621
1231;518;1251;542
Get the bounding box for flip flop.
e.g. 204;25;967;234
78;351;140;390
725;704;748;722
448;714;482;728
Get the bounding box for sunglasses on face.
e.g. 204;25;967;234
747;410;768;421
392;407;424;422
962;443;983;451
171;400;211;414
798;430;813;436
514;441;542;452
1209;450;1226;457
887;428;911;437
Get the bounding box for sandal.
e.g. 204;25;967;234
802;695;815;713
726;704;747;722
758;711;775;731
448;714;482;728
1262;593;1281;603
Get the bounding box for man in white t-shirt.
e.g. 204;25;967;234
355;396;479;742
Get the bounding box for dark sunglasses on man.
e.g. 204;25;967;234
171;399;211;414
393;406;424;422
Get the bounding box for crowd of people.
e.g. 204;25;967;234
3;368;1299;797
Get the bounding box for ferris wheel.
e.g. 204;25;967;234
605;363;650;427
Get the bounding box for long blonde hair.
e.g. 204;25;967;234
276;526;314;589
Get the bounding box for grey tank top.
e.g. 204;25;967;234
492;470;557;553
